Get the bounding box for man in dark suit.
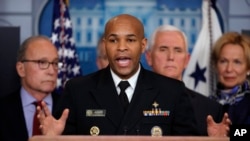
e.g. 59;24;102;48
0;35;61;141
145;24;230;136
38;14;197;136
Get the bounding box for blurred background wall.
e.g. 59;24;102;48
0;0;249;76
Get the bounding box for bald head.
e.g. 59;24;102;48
102;14;147;79
104;14;145;39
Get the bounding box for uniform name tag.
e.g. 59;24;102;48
86;109;106;117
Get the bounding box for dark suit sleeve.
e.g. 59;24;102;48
171;83;198;135
54;79;78;135
186;88;224;135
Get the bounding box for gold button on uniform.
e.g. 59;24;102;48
90;126;100;136
151;126;162;136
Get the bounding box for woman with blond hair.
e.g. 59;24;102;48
211;32;250;124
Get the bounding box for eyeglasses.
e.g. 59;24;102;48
21;59;63;70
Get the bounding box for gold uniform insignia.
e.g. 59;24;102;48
143;101;170;116
151;126;162;136
90;126;100;136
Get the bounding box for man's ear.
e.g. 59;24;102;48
184;53;191;69
16;62;25;77
145;50;152;66
141;38;147;53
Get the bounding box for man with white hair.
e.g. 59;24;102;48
145;24;230;136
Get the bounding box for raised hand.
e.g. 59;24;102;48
37;101;69;135
207;113;231;137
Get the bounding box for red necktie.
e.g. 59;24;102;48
32;101;42;136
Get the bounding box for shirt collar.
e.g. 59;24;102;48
110;64;141;90
20;87;53;107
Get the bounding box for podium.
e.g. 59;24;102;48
29;136;229;141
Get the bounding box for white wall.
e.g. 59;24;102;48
0;0;33;43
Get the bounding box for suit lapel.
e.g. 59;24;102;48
90;67;160;130
51;92;60;115
119;68;160;130
10;93;29;139
90;68;124;127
